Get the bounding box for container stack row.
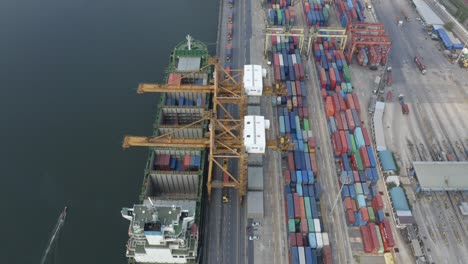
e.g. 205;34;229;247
270;34;332;264
312;36;395;254
303;0;330;27
334;0;366;27
268;7;296;26
153;154;201;171
265;0;293;10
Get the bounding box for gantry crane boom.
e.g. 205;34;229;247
124;58;248;199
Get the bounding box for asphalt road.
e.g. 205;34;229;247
202;0;250;263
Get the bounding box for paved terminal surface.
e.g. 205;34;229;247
350;0;468;263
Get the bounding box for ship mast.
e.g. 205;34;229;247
186;35;192;50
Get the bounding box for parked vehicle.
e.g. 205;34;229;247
249;236;260;240
398;94;409;115
414;55;427;74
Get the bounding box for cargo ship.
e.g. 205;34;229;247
121;35;211;264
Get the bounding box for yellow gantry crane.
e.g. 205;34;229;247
123;58;249;199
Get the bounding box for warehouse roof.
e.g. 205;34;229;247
389;187;410;211
247;191;264;218
373;101;386;151
378;150;397;173
413;161;468;191
412;0;444;26
248;166;264;190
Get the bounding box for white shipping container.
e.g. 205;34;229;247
291;82;297;96
276;35;281;44
322;232;330;246
292;55;297;65
316;233;323;249
308;130;313;139
302;131;308;142
314;219;321;233
298;247;306;264
279;54;284;67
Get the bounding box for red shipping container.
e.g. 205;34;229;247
309;153;318;175
321;88;327;99
303;107;309;118
294;193;301;218
274;66;281;83
309;137;316;150
340;111;349;131
361;207;369;222
334;131;342;156
295;80;301;96
288;152;295;171
346;94;355;109
296;233;304;247
284;170;291;184
344;197;353;210
298;108;304;119
294;64;300;79
373;195;384;210
381;219;395;250
274;53;279;66
322;245;332;264
299;197;306;219
320;68;327;88
352;198;358;212
347;209;356;224
332;93;340;112
353;171;360;183
301;219;308;234
360;226;373;253
325;96;335;116
335;85;341;93
339;95;347;112
335;112;344;131
298;64;305;80
362;127;371;146
346;109;355;131
368;222;380;253
289;233;297;247
360;146;371;169
340;131;348;154
183;155;191;170
352;93;361;112
297;96;303;107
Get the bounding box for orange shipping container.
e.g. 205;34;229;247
344;197;353;210
346;94;355;109
325;96;335;116
340;131;348;154
309;152;318;176
361;207;369;222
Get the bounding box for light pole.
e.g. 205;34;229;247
329;172;353;218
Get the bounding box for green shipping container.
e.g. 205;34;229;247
288;219;295;233
304;143;309;153
353;149;364;171
279;116;285;135
347;83;353;93
304;197;312;219
307;219;315;232
375;225;385;254
343;64;351;82
355;182;363;195
323;7;329;19
303;120;310;131
277;10;282;25
368;206;375;222
351;134;357;152
295;116;301;131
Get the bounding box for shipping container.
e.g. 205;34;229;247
360;207;369;222
375;225;385;253
360;225;373;253
314;219;321;233
308;233;317;249
291;246;299;263
366;146;376;168
368;222;380;253
347;209;356;225
360;146;371;169
296;233;304;247
352;93;361;112
322;245;332;264
380;219;395;250
289;233;297;247
346;109;355;131
368;206;375;222
362;127;371;146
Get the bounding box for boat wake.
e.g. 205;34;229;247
40;207;67;264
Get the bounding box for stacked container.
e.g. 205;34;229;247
271;34;332;264
312;35;395;254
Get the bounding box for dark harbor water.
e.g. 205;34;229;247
0;0;218;263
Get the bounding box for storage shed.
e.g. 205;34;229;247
378;150;397;173
413;161;468;191
389;187;410;211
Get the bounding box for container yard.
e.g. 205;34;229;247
119;0;468;261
